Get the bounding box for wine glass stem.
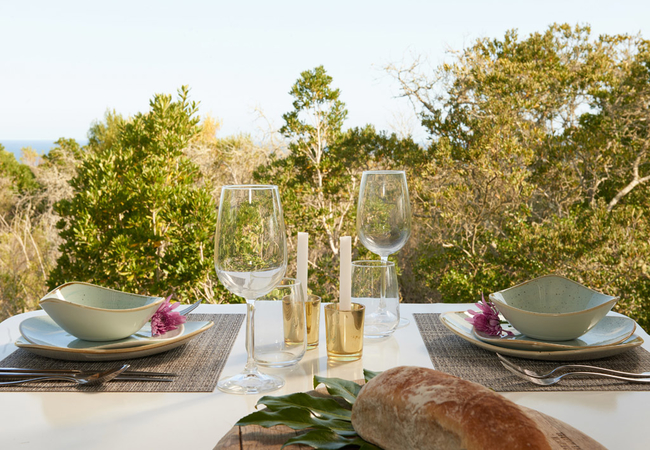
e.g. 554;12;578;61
379;256;388;311
243;300;258;373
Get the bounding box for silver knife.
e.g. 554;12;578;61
109;376;173;382
0;373;173;382
0;367;176;377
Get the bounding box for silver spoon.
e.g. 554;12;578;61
0;364;130;386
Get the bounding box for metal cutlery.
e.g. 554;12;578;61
498;354;650;385
0;367;176;382
0;367;176;377
0;364;130;386
179;298;202;316
0;373;173;382
496;353;650;379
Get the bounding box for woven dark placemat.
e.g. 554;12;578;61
414;313;650;392
0;313;244;392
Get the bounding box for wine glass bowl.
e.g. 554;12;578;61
357;170;411;261
214;185;288;394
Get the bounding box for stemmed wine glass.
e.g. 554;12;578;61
214;185;287;394
356;170;412;326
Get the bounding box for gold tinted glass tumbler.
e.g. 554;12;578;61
305;294;321;350
324;303;365;361
255;278;307;368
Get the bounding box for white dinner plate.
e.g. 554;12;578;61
440;311;643;361
472;316;636;351
20;315;186;350
15;316;213;361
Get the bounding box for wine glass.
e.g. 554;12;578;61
357;170;411;326
214;185;287;394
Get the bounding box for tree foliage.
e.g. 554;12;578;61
184;115;275;303
256;66;422;300
390;24;650;328
186;115;273;201
0;139;83;320
1;23;648;333
0;145;38;196
49;87;217;302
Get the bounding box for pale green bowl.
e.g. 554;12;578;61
39;282;164;341
489;275;618;341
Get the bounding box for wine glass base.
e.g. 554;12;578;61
217;370;284;395
397;317;410;329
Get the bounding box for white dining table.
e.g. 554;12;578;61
0;303;648;450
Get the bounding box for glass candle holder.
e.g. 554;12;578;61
324;303;365;361
306;294;321;350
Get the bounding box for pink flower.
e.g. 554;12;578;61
151;295;186;336
465;293;513;337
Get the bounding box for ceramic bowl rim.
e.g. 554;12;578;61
489;274;619;317
40;281;164;313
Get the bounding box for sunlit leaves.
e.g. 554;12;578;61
258;392;352;421
313;375;362;405
391;23;650;330
49;87;217;301
235;375;382;450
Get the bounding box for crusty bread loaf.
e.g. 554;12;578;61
351;366;551;450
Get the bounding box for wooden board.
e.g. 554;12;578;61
215;424;310;450
214;407;604;449
520;406;605;450
214;388;605;450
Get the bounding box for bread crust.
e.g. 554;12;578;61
351;366;552;450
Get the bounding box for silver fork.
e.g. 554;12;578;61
0;364;130;386
496;353;650;379
179;299;202;316
498;357;650;385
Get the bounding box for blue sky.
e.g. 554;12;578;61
1;0;649;143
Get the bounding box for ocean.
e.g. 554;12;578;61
0;140;57;161
0;139;88;162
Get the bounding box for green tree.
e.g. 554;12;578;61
390;24;650;328
186;115;273;201
256;67;423;300
0;138;84;322
255;66;352;298
183;116;273;304
49;87;217;302
0;145;38;196
87;110;127;152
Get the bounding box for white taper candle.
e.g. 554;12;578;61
339;236;352;311
297;232;309;299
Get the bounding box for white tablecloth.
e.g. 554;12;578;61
0;303;648;449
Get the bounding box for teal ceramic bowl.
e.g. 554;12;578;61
489;275;618;341
39;282;164;341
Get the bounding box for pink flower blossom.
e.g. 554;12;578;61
151;295;186;336
465;293;513;337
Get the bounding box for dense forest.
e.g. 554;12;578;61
1;24;649;330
